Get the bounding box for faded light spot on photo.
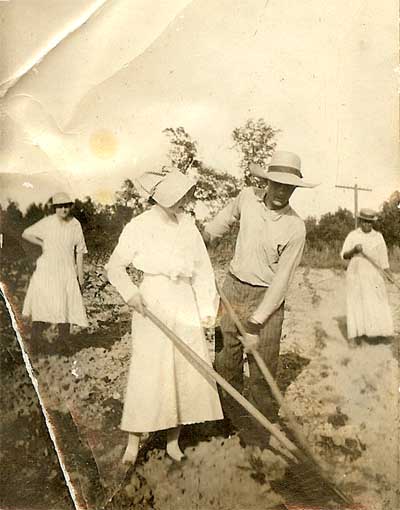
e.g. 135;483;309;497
89;129;118;160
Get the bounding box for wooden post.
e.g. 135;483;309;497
354;183;358;228
335;183;372;228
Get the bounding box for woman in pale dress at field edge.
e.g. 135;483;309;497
22;192;88;355
341;208;394;344
106;169;223;465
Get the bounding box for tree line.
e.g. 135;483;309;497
1;121;398;268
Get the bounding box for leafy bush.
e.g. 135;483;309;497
375;191;400;248
305;208;354;251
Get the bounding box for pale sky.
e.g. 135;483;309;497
0;0;398;218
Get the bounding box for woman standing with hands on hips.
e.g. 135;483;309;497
106;169;223;465
341;208;394;345
22;192;89;356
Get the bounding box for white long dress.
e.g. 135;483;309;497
106;206;223;433
22;215;89;327
341;228;394;339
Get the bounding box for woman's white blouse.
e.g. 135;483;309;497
23;215;87;261
340;228;389;268
106;206;219;323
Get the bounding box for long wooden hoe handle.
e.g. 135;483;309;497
215;282;353;505
143;306;303;460
360;252;400;291
143;303;351;505
215;282;319;463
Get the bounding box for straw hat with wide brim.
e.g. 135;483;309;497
357;208;378;222
135;169;197;208
249;151;317;188
52;192;73;206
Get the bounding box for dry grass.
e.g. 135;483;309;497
389;245;400;272
300;246;344;269
206;226;400;273
301;245;400;272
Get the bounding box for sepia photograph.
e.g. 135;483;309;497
0;1;399;509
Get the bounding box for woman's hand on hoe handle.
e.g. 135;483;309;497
343;244;363;260
127;291;147;316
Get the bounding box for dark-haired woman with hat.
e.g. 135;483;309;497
22;192;88;355
341;208;394;343
106;169;223;465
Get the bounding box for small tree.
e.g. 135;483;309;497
4;200;24;228
1;201;27;263
375;191;400;248
317;208;354;247
304;216;318;245
232;118;279;186
163;127;198;173
162;125;242;218
115;179;145;212
24;203;46;225
73;197;96;227
304;208;354;252
194;164;242;221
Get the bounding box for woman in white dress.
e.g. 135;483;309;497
22;192;88;355
106;169;223;465
341;208;394;343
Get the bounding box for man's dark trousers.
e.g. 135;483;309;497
215;272;284;448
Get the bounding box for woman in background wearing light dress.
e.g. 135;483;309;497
106;169;223;465
341;208;394;344
22;192;88;356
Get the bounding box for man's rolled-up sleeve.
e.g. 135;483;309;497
251;230;305;324
204;192;242;239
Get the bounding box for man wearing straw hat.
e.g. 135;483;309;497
204;150;316;447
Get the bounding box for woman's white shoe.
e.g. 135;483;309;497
122;433;140;465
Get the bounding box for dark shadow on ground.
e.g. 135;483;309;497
272;462;345;509
0;294;74;510
71;320;131;354
276;352;310;395
334;315;348;340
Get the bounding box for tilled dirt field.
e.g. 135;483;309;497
281;268;400;510
1;267;399;509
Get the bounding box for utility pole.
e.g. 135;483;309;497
335;183;372;228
